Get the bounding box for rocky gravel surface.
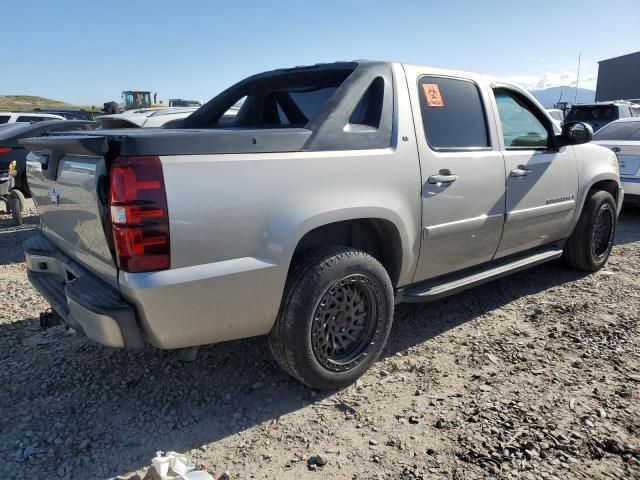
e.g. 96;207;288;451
0;201;638;480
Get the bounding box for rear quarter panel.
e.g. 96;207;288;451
120;63;423;349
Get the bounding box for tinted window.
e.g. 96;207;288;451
494;91;549;148
565;106;618;123
16;116;44;123
0;116;9;124
418;76;489;149
593;121;640;141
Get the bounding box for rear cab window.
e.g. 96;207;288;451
565;105;619;123
182;65;356;129
417;76;490;150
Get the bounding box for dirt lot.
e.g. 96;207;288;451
0;201;638;480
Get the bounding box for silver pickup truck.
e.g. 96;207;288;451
21;61;622;390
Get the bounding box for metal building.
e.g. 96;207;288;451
595;51;640;101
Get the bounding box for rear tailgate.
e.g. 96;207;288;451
21;135;119;287
595;140;640;177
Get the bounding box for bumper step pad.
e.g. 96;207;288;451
23;235;144;349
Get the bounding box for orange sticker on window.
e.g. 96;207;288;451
422;83;444;107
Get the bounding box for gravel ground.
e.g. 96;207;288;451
0;200;638;480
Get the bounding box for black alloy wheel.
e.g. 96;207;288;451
311;274;379;373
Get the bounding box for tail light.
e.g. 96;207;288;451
109;156;170;272
0;147;11;155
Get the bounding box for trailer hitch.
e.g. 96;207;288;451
39;309;63;329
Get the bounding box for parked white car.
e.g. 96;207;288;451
593;117;640;205
96;105;240;129
0;112;65;124
95;107;199;129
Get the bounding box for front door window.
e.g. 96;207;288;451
494;90;549;148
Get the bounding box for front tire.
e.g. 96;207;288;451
564;190;616;272
269;246;394;390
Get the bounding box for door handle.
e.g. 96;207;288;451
428;173;458;184
510;166;531;177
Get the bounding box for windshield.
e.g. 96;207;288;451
123;92;151;108
566;105;618;123
593;121;640;141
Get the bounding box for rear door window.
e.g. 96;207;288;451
0;116;9;124
417;76;490;149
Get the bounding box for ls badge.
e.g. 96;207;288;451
47;187;60;206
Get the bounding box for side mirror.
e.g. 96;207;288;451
557;121;593;147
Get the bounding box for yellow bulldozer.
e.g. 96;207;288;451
103;90;164;115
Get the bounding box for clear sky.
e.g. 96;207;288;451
2;0;639;106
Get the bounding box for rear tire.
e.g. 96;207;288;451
269;246;394;390
9;189;24;226
563;190;616;272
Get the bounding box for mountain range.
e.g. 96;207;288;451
529;86;596;108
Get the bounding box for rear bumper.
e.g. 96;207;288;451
25;234;286;350
24;235;144;349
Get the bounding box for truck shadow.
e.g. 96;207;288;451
3;259;592;479
0;222;39;264
615;206;640;245
384;260;588;359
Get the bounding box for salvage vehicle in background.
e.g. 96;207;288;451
564;101;639;133
0;112;65;124
21;61;622;390
0;120;95;198
30;108;102;121
96;107;199;129
546;108;564;127
96;106;239;129
0;160;22;224
103;90;163;114
593;117;640;206
169;99;202;107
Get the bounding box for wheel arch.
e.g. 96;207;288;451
571;173;623;234
291;215;406;287
588;178;620;205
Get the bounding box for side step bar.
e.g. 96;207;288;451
397;249;564;303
